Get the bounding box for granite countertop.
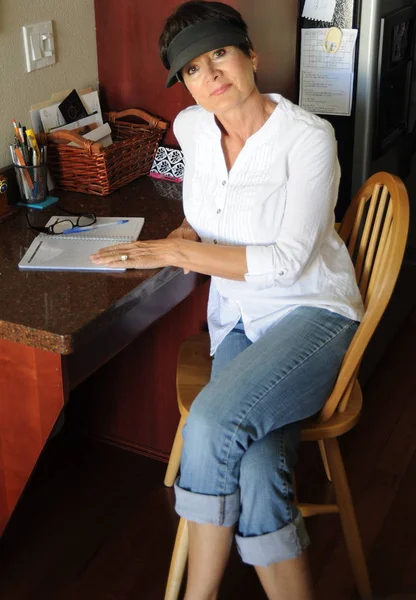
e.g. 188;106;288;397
0;176;185;354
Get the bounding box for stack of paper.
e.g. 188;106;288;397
30;87;91;133
39;91;103;133
30;88;113;148
30;88;103;134
68;123;113;148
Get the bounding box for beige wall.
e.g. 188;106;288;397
0;0;98;168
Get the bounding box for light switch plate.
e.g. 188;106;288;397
22;21;56;72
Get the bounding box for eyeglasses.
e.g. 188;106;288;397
26;206;97;235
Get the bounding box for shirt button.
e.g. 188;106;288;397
216;208;221;214
221;180;227;186
278;270;285;276
213;239;218;244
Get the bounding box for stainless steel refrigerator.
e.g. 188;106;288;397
354;0;416;251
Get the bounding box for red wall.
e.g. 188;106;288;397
94;0;299;146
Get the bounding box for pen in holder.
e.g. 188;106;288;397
14;163;48;204
10;124;48;204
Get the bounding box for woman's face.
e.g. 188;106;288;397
181;45;257;114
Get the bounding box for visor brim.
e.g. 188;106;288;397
165;24;248;88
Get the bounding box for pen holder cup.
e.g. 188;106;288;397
14;163;48;204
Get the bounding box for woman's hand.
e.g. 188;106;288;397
166;219;200;272
90;233;247;281
90;239;178;270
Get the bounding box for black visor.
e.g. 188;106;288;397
165;20;248;88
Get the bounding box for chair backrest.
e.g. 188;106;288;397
319;172;410;422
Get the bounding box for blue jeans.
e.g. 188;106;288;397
175;307;358;566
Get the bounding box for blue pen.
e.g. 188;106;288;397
61;219;129;234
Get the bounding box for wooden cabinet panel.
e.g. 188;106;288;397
67;282;209;460
0;340;65;531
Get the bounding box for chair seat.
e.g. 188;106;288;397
176;332;363;440
301;380;362;440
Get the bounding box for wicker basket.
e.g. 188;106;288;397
39;108;169;196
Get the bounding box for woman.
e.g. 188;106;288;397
91;2;364;598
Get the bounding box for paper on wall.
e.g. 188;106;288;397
301;28;357;71
300;71;354;115
299;28;358;116
302;0;336;23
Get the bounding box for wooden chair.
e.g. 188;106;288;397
164;172;410;600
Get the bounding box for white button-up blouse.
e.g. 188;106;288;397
174;94;364;355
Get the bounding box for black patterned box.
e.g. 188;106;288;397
150;146;185;182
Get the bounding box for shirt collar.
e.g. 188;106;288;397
200;93;283;145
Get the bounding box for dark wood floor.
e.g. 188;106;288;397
0;312;415;600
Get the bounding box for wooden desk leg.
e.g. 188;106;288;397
0;339;66;535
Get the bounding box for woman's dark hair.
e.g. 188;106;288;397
159;1;253;71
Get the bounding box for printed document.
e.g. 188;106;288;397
299;28;358;116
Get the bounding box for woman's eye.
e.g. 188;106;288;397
187;65;197;75
213;48;226;58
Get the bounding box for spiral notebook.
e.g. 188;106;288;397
18;216;145;271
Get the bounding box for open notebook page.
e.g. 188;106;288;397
18;217;145;271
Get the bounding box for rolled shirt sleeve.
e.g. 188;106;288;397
245;124;340;289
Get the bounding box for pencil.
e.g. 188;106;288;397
14;147;34;191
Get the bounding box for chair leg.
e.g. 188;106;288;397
318;439;332;482
164;518;189;600
323;438;372;600
164;416;186;487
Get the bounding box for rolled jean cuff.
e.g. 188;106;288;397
235;512;310;567
174;479;240;527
